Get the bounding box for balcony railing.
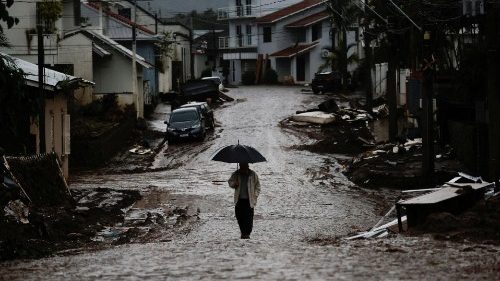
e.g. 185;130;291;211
218;36;256;49
218;5;258;20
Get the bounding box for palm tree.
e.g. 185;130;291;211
325;0;360;88
318;42;359;73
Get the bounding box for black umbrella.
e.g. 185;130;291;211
212;143;266;163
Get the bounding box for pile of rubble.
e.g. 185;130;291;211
0;153;142;260
343;139;465;189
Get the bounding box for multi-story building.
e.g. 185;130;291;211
218;0;303;84
219;0;362;84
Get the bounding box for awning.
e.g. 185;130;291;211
285;11;329;28
270;42;319;58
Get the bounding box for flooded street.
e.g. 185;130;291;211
1;86;499;280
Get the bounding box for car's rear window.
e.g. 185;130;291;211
171;111;198;122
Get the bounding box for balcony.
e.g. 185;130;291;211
218;36;256;49
218;5;258;20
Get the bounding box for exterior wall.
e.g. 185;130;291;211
224;0;302;18
62;0;79;32
0;0;60;63
158;24;192;81
158;56;172;93
194;53;209;78
41;94;69;178
137;42;157;104
258;5;331;83
227;19;257;48
58;33;94;104
308;20;333;80
93;51;136;106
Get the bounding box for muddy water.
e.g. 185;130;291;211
1;86;499;280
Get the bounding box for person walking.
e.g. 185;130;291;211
228;163;261;239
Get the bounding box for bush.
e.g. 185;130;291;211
200;68;212;78
241;71;255;85
262;68;278;84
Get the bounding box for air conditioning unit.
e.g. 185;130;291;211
321;49;331;58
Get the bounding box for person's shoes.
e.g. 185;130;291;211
241;234;250;239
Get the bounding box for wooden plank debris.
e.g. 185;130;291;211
397;180;494;230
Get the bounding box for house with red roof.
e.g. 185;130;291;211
217;0;304;84
218;0;362;84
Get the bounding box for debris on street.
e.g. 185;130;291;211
292;111;336;124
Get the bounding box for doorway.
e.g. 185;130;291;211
296;55;306;82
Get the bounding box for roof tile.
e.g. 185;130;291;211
256;0;325;24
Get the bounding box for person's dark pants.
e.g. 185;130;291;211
235;199;254;237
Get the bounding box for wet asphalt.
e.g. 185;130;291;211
1;86;499;280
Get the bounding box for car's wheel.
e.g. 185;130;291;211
312;89;320;94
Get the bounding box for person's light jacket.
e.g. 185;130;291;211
228;169;261;208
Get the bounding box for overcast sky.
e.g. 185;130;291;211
141;0;227;17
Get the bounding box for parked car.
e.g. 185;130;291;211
164;107;206;142
311;71;341;94
180;101;215;129
202;76;224;92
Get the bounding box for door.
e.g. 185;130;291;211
296;55;306;82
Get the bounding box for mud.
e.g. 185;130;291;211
0;188;141;260
1;86;499;280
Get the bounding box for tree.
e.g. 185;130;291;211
0;0;37;153
0;0;19;32
325;0;360;88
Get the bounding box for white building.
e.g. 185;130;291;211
218;0;303;84
106;0;193;88
219;0;362;84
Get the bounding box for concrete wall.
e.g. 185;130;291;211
0;0;60;62
33;94;70;178
158;56;172;93
194;53;210;78
92;50;146;107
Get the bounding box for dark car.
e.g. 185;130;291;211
165;107;206;142
311;71;342;94
180;102;215;129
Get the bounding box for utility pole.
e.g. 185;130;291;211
132;0;142;119
37;10;46;153
212;28;217;71
387;16;398;141
363;27;373;113
487;0;500;181
422;30;435;179
189;15;194;80
155;12;158;34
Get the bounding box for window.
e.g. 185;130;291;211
246;25;252;45
236;25;243;46
312;23;322;41
263;26;272;43
236;0;242;16
246;0;252;15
